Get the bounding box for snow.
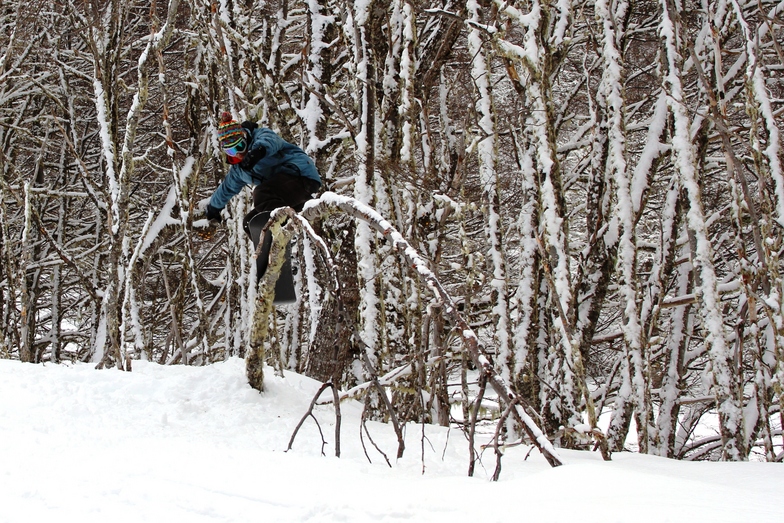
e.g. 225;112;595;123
398;1;416;164
730;0;784;229
631;93;668;213
551;0;571;46
660;0;744;457
1;358;781;522
140;185;180;255
92;77;119;235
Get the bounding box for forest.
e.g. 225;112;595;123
1;0;783;464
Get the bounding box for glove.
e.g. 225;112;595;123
239;146;266;169
205;204;222;222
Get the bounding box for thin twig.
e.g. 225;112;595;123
468;372;488;477
287;382;341;457
491;399;518;482
361;411;392;467
357;335;406;459
158;253;187;365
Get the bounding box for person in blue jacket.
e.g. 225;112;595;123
206;111;321;232
205;111;321;283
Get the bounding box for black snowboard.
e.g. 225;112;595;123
247;212;296;304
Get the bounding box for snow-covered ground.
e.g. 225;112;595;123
0;358;781;522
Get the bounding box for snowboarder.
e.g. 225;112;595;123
203;112;322;300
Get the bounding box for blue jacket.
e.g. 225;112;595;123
209;128;321;210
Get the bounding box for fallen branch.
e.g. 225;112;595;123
302;193;564;468
252;195;563;468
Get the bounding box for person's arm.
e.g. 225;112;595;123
240;128;287;169
251;128;286;155
208;165;254;211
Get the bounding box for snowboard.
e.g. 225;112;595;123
247;212;297;304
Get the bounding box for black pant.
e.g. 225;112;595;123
242;170;320;238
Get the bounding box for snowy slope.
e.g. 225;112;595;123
0;358;781;523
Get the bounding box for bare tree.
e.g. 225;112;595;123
2;0;782;464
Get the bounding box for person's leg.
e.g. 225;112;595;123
246;210;272;275
253;168;319;212
243;170;320;286
246;209;295;302
242;181;280;238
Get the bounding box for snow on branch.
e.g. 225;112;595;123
300;192;564;467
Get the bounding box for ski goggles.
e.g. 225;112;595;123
222;137;247;157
